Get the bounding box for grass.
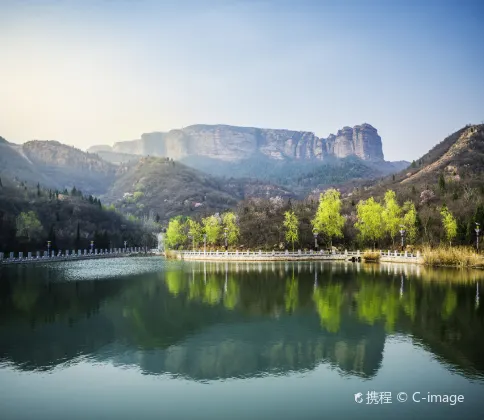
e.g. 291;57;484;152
164;250;179;260
422;246;484;268
362;250;381;263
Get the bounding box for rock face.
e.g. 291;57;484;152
94;123;385;162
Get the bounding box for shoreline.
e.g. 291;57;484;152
168;250;424;265
0;249;156;266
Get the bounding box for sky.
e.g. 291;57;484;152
1;0;483;162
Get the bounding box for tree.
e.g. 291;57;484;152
382;190;402;246
222;212;240;246
355;197;384;249
165;216;187;249
402;201;418;244
440;205;457;246
311;188;344;248
202;215;221;246
439;173;446;193
187;219;203;248
15;211;43;241
283;210;299;251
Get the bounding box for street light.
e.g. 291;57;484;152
47;240;51;257
124;240;127;252
313;231;318;251
90;241;94;254
224;228;228;251
399;225;406;252
476;222;481;253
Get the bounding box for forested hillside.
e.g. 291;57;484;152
103;156;293;222
0;176;156;253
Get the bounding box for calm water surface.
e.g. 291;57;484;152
1;258;483;420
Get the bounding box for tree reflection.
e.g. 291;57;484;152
313;283;343;333
0;261;483;381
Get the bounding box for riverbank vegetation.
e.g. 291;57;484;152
421;246;483;269
362;250;381;263
164;185;484;268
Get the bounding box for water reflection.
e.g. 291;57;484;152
0;259;483;382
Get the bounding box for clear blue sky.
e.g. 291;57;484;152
1;0;483;161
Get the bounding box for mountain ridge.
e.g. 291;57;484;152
88;123;388;163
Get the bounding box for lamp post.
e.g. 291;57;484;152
476;222;481;253
313;231;318;251
224;228;228;251
124;240;127;252
90;241;94;254
203;234;207;253
47;240;51;257
399;226;406;252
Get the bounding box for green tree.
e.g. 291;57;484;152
283;210;299;251
187;219;203;248
202;215;221;246
440;205;457;246
311;188;345;248
402;201;418;244
382;190;402;246
438;173;446;193
355;197;384;249
165;216;187;248
222;212;240;246
15;211;43;241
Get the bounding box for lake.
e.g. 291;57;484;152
0;257;483;420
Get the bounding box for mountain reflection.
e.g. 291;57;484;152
0;260;483;381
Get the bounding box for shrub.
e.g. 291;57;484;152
422;246;484;268
362;250;381;262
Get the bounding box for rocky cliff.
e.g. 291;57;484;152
91;123;385;162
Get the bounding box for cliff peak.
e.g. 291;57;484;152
107;123;385;163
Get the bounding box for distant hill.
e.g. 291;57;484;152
103;157;294;222
0;138;116;195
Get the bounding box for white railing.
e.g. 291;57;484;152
0;247;151;265
177;249;421;260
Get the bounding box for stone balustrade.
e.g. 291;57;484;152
0;247;151;265
175;249;423;264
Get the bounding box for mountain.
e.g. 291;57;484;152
103;156;294;222
89;123;387;163
352;124;484;194
0;138;116;195
86;123;408;191
341;124;484;246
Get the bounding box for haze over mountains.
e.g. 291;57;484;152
5;122;484;225
90;123;386;162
